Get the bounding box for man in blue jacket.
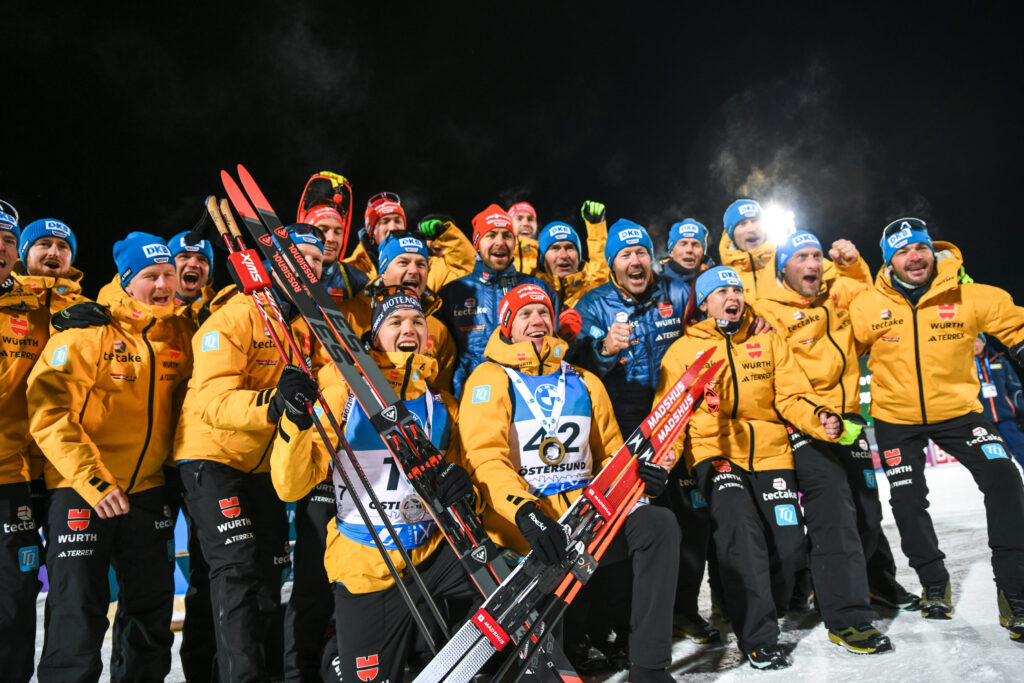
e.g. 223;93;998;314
660;218;713;288
439;204;555;397
975;333;1024;469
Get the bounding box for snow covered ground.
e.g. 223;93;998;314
30;461;1024;681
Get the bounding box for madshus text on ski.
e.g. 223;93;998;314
1;169;1023;683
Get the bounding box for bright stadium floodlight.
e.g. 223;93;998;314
761;204;796;244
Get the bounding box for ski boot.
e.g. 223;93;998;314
628;664;675;682
870;581;922;611
672;612;722;643
827;623;895;654
998;589;1024;642
920;580;954;619
746;645;792;670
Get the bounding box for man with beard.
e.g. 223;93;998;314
507;201;541;274
168;231;233;326
15;217;89;313
439;204;555;397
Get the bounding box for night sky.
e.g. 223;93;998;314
4;3;1022;299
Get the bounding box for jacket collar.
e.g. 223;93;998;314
472;257;519;284
97;275;176;329
718;232;776;272
482;328;567;376
875;240;963;306
369;350;438;400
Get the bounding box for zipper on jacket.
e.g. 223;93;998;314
911;307;928;424
126;319;157;493
820;306;847;409
400;361;414;399
724;338;740;420
747;423;756;472
748;253;758;290
247;434;275;474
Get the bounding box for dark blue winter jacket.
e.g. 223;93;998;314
976;351;1024;424
322;259;369;302
574;275;688;434
439;259;556;397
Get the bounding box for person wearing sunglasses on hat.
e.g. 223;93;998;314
850;217;1024;639
27;232;195;681
299;203;370;304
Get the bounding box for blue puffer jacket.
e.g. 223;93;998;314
976;350;1024;424
322;259;369;303
574;275;688;434
439;259;557;397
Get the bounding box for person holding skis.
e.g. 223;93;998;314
656;265;844;670
459;283;681;683
850;218;1024;638
27;232;195;681
755;230;908;653
269;289;476;683
974;333;1024;469
0;214;50;683
15;217;89;313
172;225;324;681
439;204;556;397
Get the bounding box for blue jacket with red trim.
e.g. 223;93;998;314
976;350;1024;424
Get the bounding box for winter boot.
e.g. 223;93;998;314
920;580;954;619
628;664;675;682
827;623;895;654
870;581;921;611
998;589;1024;642
672;612;722;643
746;645;791;670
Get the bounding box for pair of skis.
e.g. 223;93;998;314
414;348;722;682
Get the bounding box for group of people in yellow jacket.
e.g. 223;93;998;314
3;183;1024;683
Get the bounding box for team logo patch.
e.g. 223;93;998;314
880;309;892;320
355;654;379;681
201;332;220;352
937;303;956;320
774;504;798;526
972;427;987;437
712;459;732;473
745;342;762;359
704;385;720;414
67;508;90;531
657;302;673;319
17;505;32;521
114;340;126;353
219;497;241;519
9;316;27;338
18;546;39;572
690;489;707;509
168;343;182;360
864;470;877;489
792;311;805;321
772;477;786;491
982;443;1009;460
52;344;68;366
884;449;902;467
472;385;491;404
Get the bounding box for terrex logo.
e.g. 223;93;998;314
9;316;27;337
884;449;902;467
745;342;762;359
219;497;241;519
937;304;956;320
68;508;91;531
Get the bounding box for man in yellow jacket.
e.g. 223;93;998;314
534;201;610;309
270;289;476;683
756;231;907;654
0;215;50;683
507;201;541;274
172;226;324;681
28;232;194;681
14;217;89;314
460;284;680;683
851;218;1024;637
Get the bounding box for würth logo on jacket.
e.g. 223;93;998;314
657;302;673;319
219;497;241;518
355;654;379;681
68;508;91;531
745;342;762;359
937;304;957;320
884;449;902;467
9;316;28;338
712;459;732;473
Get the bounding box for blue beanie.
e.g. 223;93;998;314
169;231;215;273
667;219;708;252
19;218;76;263
776;230;823;275
538;221;582;263
113;232;173;287
695;266;743;306
288;224;324;253
378;233;428;274
0;209;18;240
605;219;653;266
723;199;762;239
880;217;932;266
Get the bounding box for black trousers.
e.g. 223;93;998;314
0;481;42;683
791;434;875;628
693;460;806;653
284;478;335;682
875;413;1024;593
179;461;290;683
38;486;174;683
180;495;218;682
663;469;711;617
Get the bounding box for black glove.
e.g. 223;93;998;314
637;460;669;498
52;302;111;331
434;462;475;507
1010;341;1024;367
268;365;318;429
515;502;568;565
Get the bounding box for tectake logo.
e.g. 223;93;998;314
772;477;787;491
884;449;902;467
114;340;126;353
972;426;988;437
17;505;32;521
880;309;892;320
142;243;172;259
886;226;913;248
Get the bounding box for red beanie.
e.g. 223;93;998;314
507;201;537;218
499;283;554;338
472;204;513;248
365;194;407;232
301;205;343;226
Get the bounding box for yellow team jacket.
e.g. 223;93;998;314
175;282;234;326
514;236;540;276
0;280;50;485
336;286;456;392
173;291;313;473
27;278;194;507
459;331;622;555
343;220;476;293
535;219;610;307
656;310;839;472
271;351;458;593
851;241;1024;425
14;264;89;314
754;269;870;413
